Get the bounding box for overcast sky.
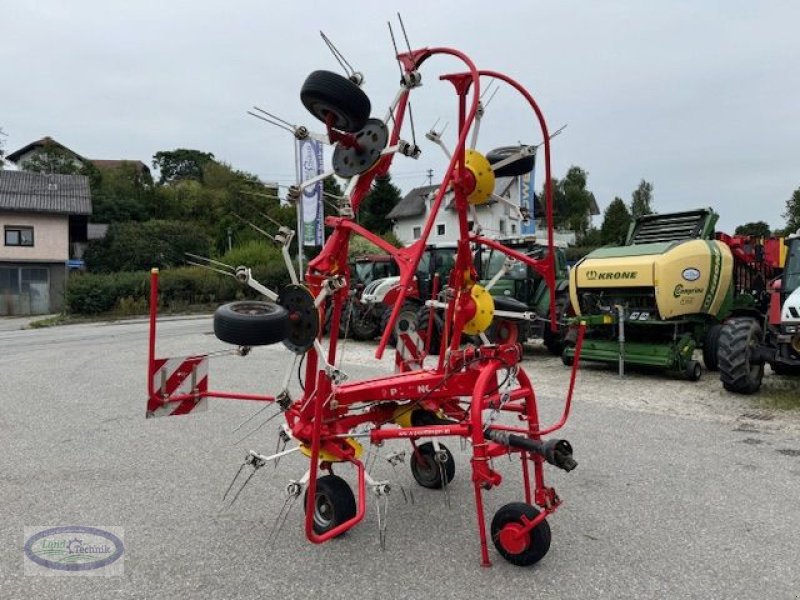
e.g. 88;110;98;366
3;1;798;232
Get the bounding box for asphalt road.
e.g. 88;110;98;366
1;316;800;599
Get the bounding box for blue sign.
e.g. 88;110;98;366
519;150;537;236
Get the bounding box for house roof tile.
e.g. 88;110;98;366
0;171;92;215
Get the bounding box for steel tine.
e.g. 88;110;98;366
233;409;283;446
232;403;272;434
225;468;258;510
222;461;248;501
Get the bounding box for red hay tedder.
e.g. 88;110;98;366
146;29;585;568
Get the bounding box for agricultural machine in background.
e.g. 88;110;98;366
146;25;585;568
361;238;571;354
717;230;800;392
564;208;782;380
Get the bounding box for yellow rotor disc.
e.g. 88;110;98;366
300;437;363;462
463;284;495;335
464;149;496;206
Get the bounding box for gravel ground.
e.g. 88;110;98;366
1;316;799;599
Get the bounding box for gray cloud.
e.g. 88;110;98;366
4;0;799;232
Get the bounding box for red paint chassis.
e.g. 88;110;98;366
146;44;585;567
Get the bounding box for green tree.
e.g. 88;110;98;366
0;127;6;169
783;187;800;234
359;174;402;234
84;220;211;272
630;179;654;218
734;221;772;237
22;142;83;175
152;148;216;184
600;197;632;245
549;166;596;235
90;163;155;223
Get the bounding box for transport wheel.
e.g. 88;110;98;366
416;305;443;355
303;475;357;536
491;502;552;567
300;70;371;133
718;318;765;394
488;319;520;345
213;301;289;346
685;359;702;381
703;323;722;371
486;146;536;177
410;442;455;489
561;348;574;367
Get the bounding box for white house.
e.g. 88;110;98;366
0;171;92;315
387;176;592;246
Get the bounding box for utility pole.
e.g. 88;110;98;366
427;169;433;185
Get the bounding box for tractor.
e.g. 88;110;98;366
717;230;800;392
564;208;781;380
362;238;570;355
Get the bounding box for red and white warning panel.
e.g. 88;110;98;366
147;355;209;418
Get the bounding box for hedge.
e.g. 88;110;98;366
66;261;290;316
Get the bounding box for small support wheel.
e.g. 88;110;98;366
561;348;574;367
410;442;455;489
303;475;357;536
300;70;371;133
491;502;551;567
213;301;289;346
685;359;702;382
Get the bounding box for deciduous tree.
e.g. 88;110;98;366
600;197;632;245
152;149;216;184
734;221;771;237
630;179;654;218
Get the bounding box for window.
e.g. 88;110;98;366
511;224;517;234
413;226;422;240
499;219;506;234
436;224;446;236
5;226;34;247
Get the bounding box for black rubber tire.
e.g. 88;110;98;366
487;319;520;345
703;323;722;372
416;305;443;355
300;70;371;133
491;502;552;567
213;301;289;346
381;302;419;348
685;359;702;382
303;475;357;536
561;348;574;367
410;442;455;489
772;362;800;376
349;304;380;341
486;146;535;178
718;318;765;394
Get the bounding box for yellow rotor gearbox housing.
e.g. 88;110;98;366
463;149;496;206
300;437;363;462
463;284;495;335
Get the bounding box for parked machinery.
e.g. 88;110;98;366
146;33;585;568
564;209;782;380
718;230;800;392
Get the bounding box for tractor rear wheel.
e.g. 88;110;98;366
718;318;765;394
703;323;722;371
491;502;551;566
380;302;419;348
416;305;443;355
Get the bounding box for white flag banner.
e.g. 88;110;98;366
296;138;324;247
